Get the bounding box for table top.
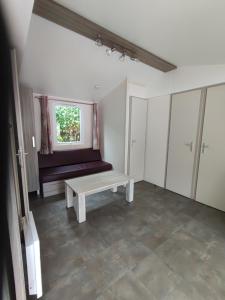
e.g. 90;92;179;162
65;170;132;194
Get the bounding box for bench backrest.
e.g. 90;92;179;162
38;148;102;169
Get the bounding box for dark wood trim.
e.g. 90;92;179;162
33;0;177;72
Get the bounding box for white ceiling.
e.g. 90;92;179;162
55;0;225;66
1;0;34;67
20;15;168;101
20;1;225;101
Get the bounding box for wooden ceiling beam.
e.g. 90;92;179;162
33;0;177;72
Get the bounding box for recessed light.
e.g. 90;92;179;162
94;84;101;89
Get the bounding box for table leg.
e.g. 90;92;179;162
126;179;134;203
66;184;73;208
74;193;86;223
111;186;117;193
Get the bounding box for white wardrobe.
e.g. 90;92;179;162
165;83;225;212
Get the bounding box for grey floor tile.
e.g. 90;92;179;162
108;271;157;300
31;181;225;300
132;252;181;299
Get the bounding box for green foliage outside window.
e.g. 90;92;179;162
55;105;80;143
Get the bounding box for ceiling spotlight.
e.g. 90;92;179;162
130;56;139;62
106;47;116;56
119;51;126;62
95;34;103;47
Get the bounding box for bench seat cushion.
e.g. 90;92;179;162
39;161;112;183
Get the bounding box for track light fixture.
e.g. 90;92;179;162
119;51;126;62
130;56;139;62
95;34;103;47
94;37;138;63
106;46;116;56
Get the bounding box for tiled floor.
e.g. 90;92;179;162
31;182;225;300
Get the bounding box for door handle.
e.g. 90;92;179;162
201;142;209;153
32;136;36;148
184;141;193;152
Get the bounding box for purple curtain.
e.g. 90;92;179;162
40;96;53;154
93;103;100;150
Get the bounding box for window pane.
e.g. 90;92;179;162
55;105;80;143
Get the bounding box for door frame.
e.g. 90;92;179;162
127;96;148;180
10;49;42;298
11;49;30;219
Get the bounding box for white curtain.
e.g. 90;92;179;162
92;103;100;150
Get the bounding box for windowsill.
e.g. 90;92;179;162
52;143;89;151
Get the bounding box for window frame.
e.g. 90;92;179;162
50;100;84;150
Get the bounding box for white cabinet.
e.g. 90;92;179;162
145;95;170;187
166;90;202;198
196;84;225;211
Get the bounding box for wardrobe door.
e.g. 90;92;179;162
145;95;171;187
196;84;225;211
166;90;201;198
129;97;147;182
20;86;39;192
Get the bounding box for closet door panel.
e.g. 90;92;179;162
129;97;147;182
166;90;201;198
145;95;170;187
196;84;225;211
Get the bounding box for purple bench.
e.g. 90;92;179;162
38;148;112;197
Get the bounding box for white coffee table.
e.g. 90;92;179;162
65;171;134;223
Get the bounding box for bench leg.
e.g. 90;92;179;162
66;184;73;208
40;183;44;198
74;193;86;223
111;186;117;193
126;179;134;203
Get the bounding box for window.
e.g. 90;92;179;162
53;104;81;145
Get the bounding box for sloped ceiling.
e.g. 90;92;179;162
20;15;168;101
20;0;225;100
1;0;34;67
55;0;225;66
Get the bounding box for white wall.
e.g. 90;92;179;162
169;65;225;93
145;95;170;187
33;96;93;151
100;81;127;171
1;0;34;67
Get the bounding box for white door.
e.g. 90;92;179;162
11;50;42;298
11;50;30;218
166;90;201;198
196;84;225;211
129;97;147;182
145;95;171;187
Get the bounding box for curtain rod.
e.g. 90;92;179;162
34;95;94;106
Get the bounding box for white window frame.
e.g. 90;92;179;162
50;101;84;150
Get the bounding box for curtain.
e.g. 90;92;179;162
40;96;53;154
93;103;100;150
